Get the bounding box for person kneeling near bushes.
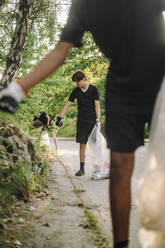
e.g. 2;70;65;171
32;111;58;151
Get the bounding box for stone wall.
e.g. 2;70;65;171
0;121;36;165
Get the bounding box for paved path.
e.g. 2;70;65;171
56;138;148;248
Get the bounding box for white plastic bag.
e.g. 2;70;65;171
137;77;165;247
139;228;165;248
86;125;110;180
40;130;50;149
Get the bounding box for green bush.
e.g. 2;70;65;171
0;157;48;215
0;115;49;216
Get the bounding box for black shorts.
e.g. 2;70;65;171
106;108;154;153
76;120;95;144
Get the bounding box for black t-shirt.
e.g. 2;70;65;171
60;0;165;109
68;84;99;121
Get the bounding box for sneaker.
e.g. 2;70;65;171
75;169;85;176
92;168;110;180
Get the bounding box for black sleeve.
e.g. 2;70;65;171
60;0;87;47
68;88;77;102
93;86;99;100
39;112;47;125
33;115;38;121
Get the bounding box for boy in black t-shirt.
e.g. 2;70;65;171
56;70;101;176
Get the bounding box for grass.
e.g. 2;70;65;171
0;157;48;216
73;189;86;194
81;205;112;248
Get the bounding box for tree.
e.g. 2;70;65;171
0;0;32;88
0;0;70;88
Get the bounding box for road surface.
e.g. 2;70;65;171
56;138;147;248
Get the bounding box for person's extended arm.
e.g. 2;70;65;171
21;42;73;92
46;114;51;126
0;41;74;113
56;101;72;127
95;100;101;120
60;101;72;118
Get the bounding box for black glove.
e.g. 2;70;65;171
0;96;18;113
56;116;63;127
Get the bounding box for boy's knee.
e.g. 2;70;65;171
110;152;134;177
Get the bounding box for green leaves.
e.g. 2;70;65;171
0;1;108;137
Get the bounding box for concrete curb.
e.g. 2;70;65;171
57;137;75;141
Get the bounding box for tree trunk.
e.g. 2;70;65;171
0;0;32;88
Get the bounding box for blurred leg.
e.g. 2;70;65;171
52;132;58;150
110;151;134;246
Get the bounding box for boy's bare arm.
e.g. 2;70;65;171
0;42;74;113
95;100;101;120
21;42;74;92
60;101;72;118
46;114;51;126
